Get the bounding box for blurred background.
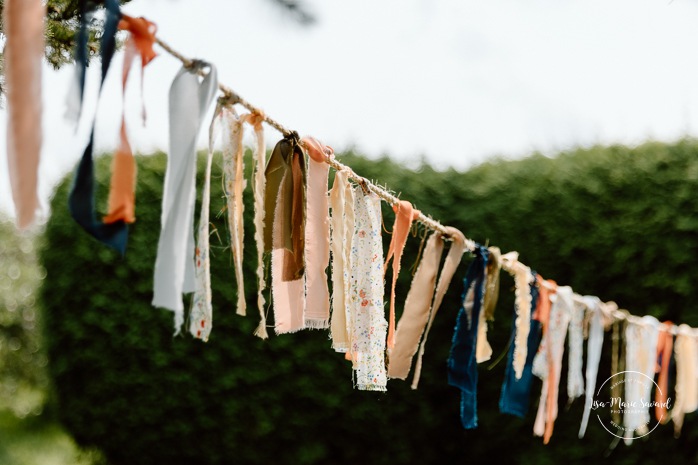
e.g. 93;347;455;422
2;1;698;464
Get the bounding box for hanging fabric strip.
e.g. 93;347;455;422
242;112;268;338
349;188;388;391
654;321;674;424
533;283;570;444
501;252;533;380
610;315;627;428
152;61;218;334
567;293;585;403
68;0;129;254
447;246;489;429
388;232;444;380
190;102;224;342
265;136;307;334
672;324;697;437
411;228;467;389
103;15;157;225
329;170;355;352
384;200;420;350
221;106;247;316
301;137;332;329
483;246;502;322
623;315;660;444
3;0;44;229
499;275;541;417
578;297;612;438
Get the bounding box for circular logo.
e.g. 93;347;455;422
591;370;670;440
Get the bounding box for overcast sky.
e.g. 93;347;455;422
3;0;698;219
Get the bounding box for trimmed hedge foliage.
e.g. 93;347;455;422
42;141;698;464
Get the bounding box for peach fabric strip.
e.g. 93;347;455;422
672;325;697;437
3;0;44;229
655;321;674;424
221;107;247;317
301;137;332;329
329;170;355;351
384;201;420;350
104;15;157;225
387;232;444;380
411;227;467;389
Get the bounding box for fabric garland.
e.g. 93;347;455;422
265;135;307;334
301;137;332;329
329;170;355;352
3;0;44;229
388;232;444;380
447;246;489;429
151;61;218;333
349;188;388;391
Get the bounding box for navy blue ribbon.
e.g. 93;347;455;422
447;245;488;429
68;0;128;254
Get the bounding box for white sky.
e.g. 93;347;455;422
3;0;698;219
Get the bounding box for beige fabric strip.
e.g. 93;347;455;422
411;227;468;389
4;0;44;229
673;324;698;437
329;170;354;351
501;252;533;380
222;108;247;316
388;232;445;380
242;113;268;339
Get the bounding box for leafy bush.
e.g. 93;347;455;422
41;141;698;464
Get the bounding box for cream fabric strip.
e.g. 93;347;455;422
189;103;224;342
349;188;387;391
302;140;331;329
567;292;586;403
222;108;247;317
387;232;444;380
533;285;573;443
411;227;467;389
672;324;698;437
4;0;44;229
329;170;355;351
623;315;660;445
578;296;611;438
152;63;218;334
242;113;268;339
501;252;533;380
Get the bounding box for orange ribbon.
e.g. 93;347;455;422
104;15;157;224
384;201;420;350
655;321;674;423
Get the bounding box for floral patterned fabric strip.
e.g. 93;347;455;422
190;102;225;342
349;188;388;391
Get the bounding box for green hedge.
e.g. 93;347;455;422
41;140;698;464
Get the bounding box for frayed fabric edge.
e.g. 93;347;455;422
305;318;330;330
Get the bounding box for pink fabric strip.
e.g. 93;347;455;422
384;201;420;350
301;137;331;329
388;232;444;380
4;0;44;229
